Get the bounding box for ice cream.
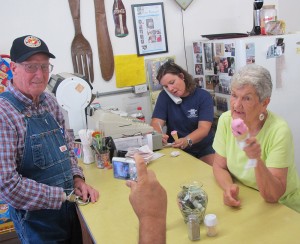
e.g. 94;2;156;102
171;130;179;142
231;118;257;169
231;118;249;141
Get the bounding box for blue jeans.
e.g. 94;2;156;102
1;92;82;243
10;202;82;244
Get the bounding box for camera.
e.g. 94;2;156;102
112;157;137;180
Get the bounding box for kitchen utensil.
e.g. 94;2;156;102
68;0;94;83
94;0;114;81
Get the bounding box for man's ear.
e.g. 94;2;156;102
10;62;17;75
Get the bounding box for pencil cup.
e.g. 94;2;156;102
95;151;111;169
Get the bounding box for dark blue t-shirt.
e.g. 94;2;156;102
152;87;214;156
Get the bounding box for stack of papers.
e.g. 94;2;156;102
125;145;164;164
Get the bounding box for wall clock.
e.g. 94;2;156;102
174;0;194;10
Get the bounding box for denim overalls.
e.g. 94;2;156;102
0;92;82;244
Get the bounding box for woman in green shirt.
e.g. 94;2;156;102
213;64;300;213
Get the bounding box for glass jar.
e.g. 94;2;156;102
177;181;208;224
260;5;277;35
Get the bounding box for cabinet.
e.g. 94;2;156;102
0;231;20;244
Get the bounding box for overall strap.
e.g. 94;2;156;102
0;91;26;113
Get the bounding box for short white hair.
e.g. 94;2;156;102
231;64;272;102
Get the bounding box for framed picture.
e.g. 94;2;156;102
131;3;168;56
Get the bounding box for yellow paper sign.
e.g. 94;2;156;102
114;54;146;88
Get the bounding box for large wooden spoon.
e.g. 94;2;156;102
94;0;114;81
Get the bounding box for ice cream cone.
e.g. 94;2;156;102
231;118;248;138
235;133;248;141
171;130;179;142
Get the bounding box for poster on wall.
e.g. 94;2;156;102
131;3;168;56
145;56;175;111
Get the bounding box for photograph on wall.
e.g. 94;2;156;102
205;75;219;91
195;76;204;88
266;38;285;59
224;43;236;56
246;42;256;64
194;64;203;75
192;41;204;77
209;91;216;106
132;3;168;56
219;57;231;74
214;43;224;56
213;56;235;76
194;53;202;64
193;42;202;54
193;43;203;63
215;95;230;115
214;76;231;95
203;43;214;74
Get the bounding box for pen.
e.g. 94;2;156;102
157;122;163;134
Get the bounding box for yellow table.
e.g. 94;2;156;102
78;148;300;243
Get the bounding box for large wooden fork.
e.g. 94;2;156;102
68;0;94;83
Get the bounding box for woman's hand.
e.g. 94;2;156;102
223;184;241;207
162;134;169;145
244;137;261;160
172;138;187;149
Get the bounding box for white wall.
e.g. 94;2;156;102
2;0;300;172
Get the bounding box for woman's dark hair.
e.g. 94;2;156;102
156;60;197;93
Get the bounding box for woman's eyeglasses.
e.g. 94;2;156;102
18;63;54;73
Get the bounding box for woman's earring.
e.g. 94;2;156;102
259;113;265;121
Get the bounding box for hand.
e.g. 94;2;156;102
244;137;261;160
73;177;100;203
162;134;169;145
126;153;167;244
172;138;187;149
126;154;167;223
223;184;241;207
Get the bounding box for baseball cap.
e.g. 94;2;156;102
10;35;55;63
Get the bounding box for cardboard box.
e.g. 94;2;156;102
0;201;14;234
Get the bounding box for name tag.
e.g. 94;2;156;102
59;145;67;152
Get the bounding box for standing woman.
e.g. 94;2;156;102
151;61;215;165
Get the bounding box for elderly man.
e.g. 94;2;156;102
0;35;99;243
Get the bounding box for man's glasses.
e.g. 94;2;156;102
18;63;54;73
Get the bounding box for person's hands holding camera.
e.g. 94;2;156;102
126;153;167;244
